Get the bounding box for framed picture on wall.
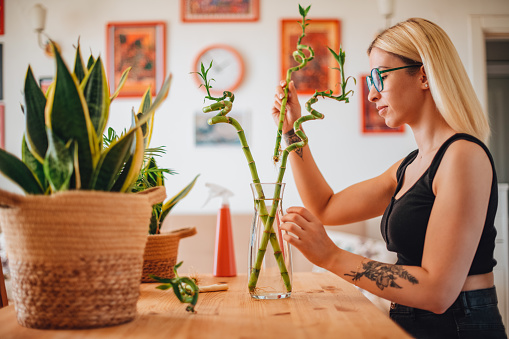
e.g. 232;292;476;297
281;19;340;95
181;0;259;22
0;103;4;149
0;43;3;100
106;22;166;98
360;74;405;134
195;110;249;146
39;77;53;95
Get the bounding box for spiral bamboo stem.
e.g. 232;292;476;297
273;5;314;164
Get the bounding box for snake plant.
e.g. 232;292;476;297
0;41;172;195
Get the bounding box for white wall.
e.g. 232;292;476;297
1;0;508;215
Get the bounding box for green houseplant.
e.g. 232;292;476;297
105;123;200;285
0;41;174;329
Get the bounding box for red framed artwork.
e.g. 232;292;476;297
0;103;4;149
106;22;166;98
360;74;405;134
281;19;340;95
181;0;259;22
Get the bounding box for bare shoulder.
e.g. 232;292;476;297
434;139;493;192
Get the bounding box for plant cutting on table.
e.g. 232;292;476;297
193;4;356;295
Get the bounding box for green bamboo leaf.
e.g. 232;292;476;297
43;128;74;193
0;148;43;194
22;135;47;191
160;174;200;222
155;284;172;290
23;66;48;162
81;56;111;138
73;41;86;84
91;130;135;191
110;67;131;101
47;41;98;188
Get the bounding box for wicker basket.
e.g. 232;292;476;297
0;186;166;329
142;227;197;283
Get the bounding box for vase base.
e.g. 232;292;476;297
250;292;291;300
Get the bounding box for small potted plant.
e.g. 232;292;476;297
0;41;172;329
104;124;199;283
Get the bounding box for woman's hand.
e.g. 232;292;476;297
272;80;302;134
280;206;339;270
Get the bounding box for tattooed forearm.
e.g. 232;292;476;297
344;261;419;290
283;129;304;158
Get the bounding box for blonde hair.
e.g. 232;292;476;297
368;18;490;142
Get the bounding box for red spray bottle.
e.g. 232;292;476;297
204;183;237;277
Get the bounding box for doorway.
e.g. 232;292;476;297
487;38;509;183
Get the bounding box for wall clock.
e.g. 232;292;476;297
194;44;245;95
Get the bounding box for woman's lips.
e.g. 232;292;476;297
377;106;388;116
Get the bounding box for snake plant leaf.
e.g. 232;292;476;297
160;174;200;223
81;56;111;138
109;155;133;192
86;55;95;71
73;41;86;84
43;128;74;193
0;148;44;194
46;42;98;188
91;129;135;191
139;73;173;123
119;115;145;192
23;66;48;163
22;135;47;191
138;87;153;147
110;67;131;102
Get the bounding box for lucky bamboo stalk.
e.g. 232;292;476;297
273;4;314;164
193;5;354;294
248;46;355;291
195;63;292;292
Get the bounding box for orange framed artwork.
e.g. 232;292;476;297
106;22;166;98
360;74;405;134
181;0;259;22
281;19;340;95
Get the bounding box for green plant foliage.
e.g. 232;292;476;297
149;261;199;313
0;40;172;195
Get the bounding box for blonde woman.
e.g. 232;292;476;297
273;18;507;338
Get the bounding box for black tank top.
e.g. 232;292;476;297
380;133;498;275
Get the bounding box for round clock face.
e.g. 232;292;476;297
194;44;244;95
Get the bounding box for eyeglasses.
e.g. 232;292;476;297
366;64;422;92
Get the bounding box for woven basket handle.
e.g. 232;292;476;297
171;227;197;239
0;189;24;208
137;186;167;206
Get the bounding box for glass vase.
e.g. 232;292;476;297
248;183;292;299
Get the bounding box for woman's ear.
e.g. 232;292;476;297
419;65;429;89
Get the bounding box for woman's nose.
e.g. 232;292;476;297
367;85;380;103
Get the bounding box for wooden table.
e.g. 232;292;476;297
0;272;411;338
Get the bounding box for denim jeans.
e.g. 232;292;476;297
390;286;507;338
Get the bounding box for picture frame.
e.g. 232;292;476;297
195;110;249;147
360;74;405;134
106;22;166;98
181;0;259;23
0;103;4;149
281;19;340;95
39;77;53;95
0;43;2;100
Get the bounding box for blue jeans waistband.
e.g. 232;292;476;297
391;286;498;314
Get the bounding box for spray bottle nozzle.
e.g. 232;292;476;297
203;183;234;207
